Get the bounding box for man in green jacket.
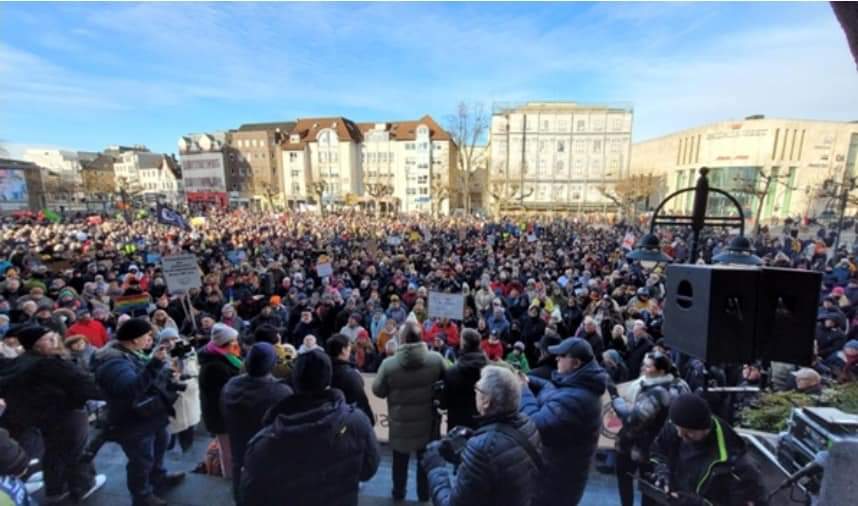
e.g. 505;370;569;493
373;321;446;502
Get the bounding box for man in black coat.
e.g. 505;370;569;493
519;306;546;365
529;333;561;381
240;349;380;506
651;394;766;506
221;342;293;503
442;328;488;430
0;325;105;503
626;320;654;380
326;334;375;425
423;365;541;506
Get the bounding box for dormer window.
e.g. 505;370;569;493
290;134;300;143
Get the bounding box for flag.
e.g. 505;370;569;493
113;293;152;316
156;203;190;230
43;208;61;224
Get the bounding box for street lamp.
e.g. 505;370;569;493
628;167;759;266
712;235;763;266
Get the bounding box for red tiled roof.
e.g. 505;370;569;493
282;117;363;150
356;115;452;141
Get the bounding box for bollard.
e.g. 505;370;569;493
818;440;858;506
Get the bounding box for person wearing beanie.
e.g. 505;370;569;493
221;343;293;503
651;393;766;505
519;336;609;506
240;347;379;506
197;322;242;480
326;334;375;425
92;318;185;506
825;338;858;383
0;324;105;503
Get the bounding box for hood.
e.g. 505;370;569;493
640;373;675;388
456;351;488;371
552;359;608;396
397;341;430;369
91;340;132;368
263;389;347;435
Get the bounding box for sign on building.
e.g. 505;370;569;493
428;291;465;321
161;254;202;293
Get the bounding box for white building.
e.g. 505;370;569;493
178;132;231;208
113;149;163;193
23;149;97;187
631;116;858;222
280;115;457;214
489;102;634;212
357;116;457;214
138;155;183;205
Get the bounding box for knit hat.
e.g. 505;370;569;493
844;340;858;351
16;325;50;350
832;287;846;297
246;342;277;377
116;318;152;342
158;327;180;341
211;323;238;347
270;295;282;306
292;348;332;394
669;394;712;430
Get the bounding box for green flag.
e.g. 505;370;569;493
43;209;61;223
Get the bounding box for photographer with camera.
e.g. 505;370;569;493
608;352;689;506
92;318;186;506
422;365;542;506
650;393;766;506
159;328;201;454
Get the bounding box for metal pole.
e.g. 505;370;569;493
832;176;853;255
688;168;711;263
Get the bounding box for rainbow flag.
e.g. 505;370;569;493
113;293;151;315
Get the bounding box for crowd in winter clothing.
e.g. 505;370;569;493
0;209;854;505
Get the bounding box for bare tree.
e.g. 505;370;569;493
430;173;452;217
596;174;662;218
309;180;329;216
488;182;533;215
364;174;394;217
732;168;795;235
446;102;488;215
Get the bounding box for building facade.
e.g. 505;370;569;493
489;102;634;213
113;148;162;194
0;159;43;212
23;149;97;189
138;155;183;205
178;132;231;208
229;122;295;209
279;115;458;214
357;116;457;214
80;154;116;200
630;116;858;222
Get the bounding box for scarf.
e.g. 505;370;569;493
204;340;242;369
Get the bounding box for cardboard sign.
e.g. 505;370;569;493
428;291;465;320
316;262;333;278
527;234;537;243
387;236;402;246
161;254;202;293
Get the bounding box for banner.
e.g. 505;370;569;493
161;254;202;293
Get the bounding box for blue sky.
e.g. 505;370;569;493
1;1;856;157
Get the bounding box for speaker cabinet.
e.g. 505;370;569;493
663;264;821;365
755;267;821;365
663;264;759;363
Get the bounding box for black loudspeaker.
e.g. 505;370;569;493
663;265;821;366
755;267;821;365
663;265;759;364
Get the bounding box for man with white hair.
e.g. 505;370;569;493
626;320;655;378
422;365;541;506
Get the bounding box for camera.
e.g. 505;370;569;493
170;341;194;359
438;426;474;465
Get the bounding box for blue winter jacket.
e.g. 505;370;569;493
520;359;608;506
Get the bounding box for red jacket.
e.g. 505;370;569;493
67;319;109;348
481;339;504;361
424;322;460;348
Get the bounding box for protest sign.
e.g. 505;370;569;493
316;254;333;278
161;254;202;293
428;291;465;320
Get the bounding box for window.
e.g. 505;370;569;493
557;141;565;153
291;170;300;177
542;120;549;131
555;160;565;174
539;141;546;152
330;152;338;163
418;175;428;184
576;120;586;132
407;188;417;195
558;120;568;131
418;163;429;169
289;152;298;161
576;141;586;153
434;144;443;151
593;140;602;154
612;118;623;131
292;183;301;193
419;187;429;195
419;142;429;151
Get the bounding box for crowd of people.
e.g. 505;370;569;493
0;208;855;506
